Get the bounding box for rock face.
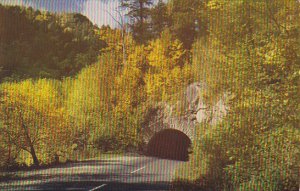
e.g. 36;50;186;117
186;82;229;126
142;82;229;144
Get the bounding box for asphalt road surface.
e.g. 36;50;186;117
0;154;185;191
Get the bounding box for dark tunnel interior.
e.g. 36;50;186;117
147;129;192;161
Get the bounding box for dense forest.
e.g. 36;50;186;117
0;4;105;80
0;1;299;190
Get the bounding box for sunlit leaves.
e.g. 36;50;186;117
0;79;73;165
185;1;300;190
146;30;192;102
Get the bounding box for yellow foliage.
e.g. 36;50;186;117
146;30;192;102
0;79;73;165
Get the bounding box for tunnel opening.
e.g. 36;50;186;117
147;129;192;161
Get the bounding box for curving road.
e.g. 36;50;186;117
0;154;185;191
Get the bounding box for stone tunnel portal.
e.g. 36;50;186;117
146;129;192;161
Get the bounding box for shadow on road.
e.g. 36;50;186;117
36;180;172;191
1;155;184;191
2;173;172;191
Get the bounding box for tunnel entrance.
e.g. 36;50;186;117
147;129;192;161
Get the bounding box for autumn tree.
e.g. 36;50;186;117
112;44;148;149
0;118;19;169
222;2;300;189
65;51;121;149
145;29;193;103
184;1;300;190
0;80;73;166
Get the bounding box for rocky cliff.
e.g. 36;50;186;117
142;82;229;143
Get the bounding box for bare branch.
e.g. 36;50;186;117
105;9;123;27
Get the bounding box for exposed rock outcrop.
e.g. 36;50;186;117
142;82;229;143
186;82;229;124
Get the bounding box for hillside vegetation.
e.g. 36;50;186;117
0;4;105;80
0;1;299;190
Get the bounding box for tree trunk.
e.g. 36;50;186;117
19;112;40;166
140;1;144;27
30;145;39;167
7;144;11;163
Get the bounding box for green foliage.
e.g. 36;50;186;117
0;4;105;81
168;0;207;49
63;28;192;153
65;51;121;148
150;0;169;38
121;0;154;44
64;27;141;152
176;1;300;190
0;4;298;191
175;123;230;190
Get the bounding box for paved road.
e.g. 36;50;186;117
0;154;185;191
